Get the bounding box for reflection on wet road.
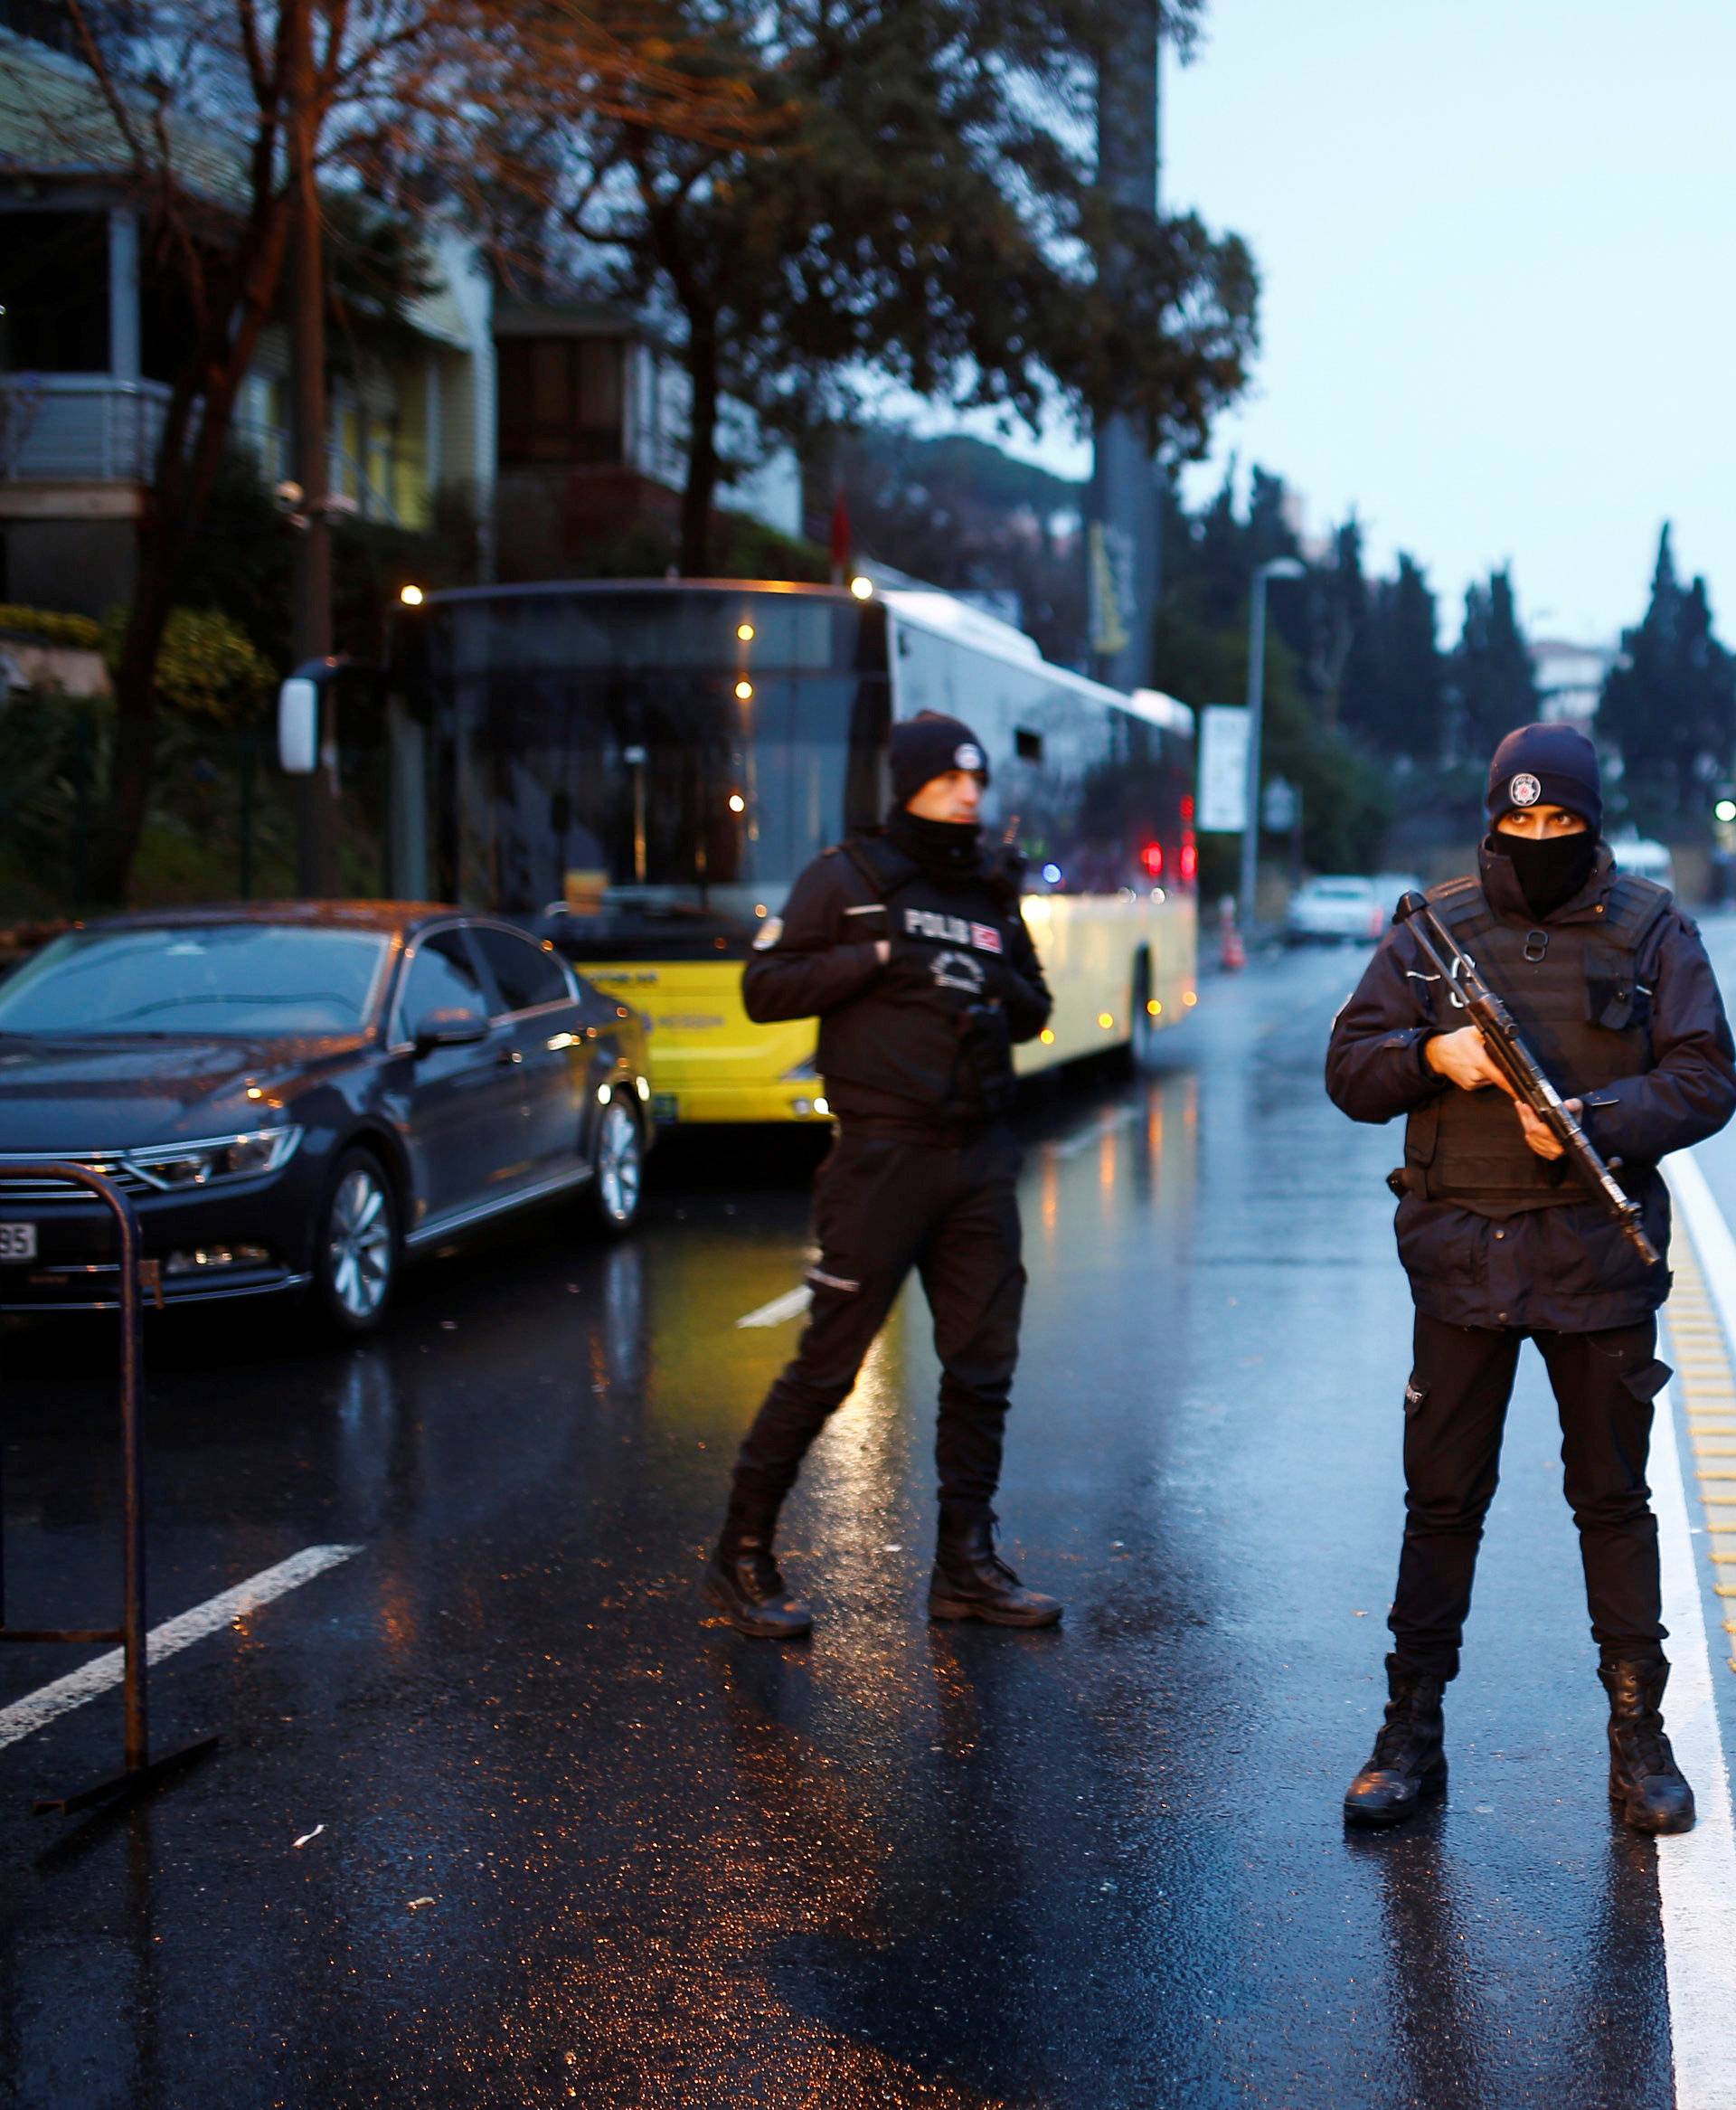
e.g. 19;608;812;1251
3;941;1731;2105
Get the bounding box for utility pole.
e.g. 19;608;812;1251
1239;557;1306;928
287;0;336;896
1089;2;1161;695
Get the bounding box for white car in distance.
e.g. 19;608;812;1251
1286;875;1386;946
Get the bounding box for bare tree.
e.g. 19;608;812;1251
55;0;763;899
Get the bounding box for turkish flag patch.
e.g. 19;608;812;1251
970;922;1004;954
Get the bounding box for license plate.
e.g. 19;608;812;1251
0;1222;38;1263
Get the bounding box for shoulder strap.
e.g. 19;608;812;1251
1426;874;1497;941
836;830;918;906
1600;873;1674;953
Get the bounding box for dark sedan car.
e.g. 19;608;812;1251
0;903;653;1334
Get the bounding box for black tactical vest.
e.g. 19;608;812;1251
1404;872;1672;1207
815;829;1023;1124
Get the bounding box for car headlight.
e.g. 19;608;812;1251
127;1128;303;1189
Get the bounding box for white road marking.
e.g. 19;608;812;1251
1655;1155;1736;2109
0;1542;363;1754
735;1284;813;1329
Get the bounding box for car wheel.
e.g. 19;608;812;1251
315;1149;399;1336
590;1098;644;1235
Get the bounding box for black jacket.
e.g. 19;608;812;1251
743;829;1052;1131
1326;843;1736;1329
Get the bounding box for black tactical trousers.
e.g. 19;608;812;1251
730;1124;1026;1518
1391;1312;1672;1680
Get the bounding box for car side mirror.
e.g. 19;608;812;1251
412;1006;488;1055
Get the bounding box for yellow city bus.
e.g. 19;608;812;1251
393;579;1197;1124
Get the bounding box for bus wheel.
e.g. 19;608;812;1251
1130;954;1161;1071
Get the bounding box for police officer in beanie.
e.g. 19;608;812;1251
705;711;1062;1639
1327;722;1736;1831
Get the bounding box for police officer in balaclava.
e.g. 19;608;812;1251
706;712;1061;1639
1327;723;1736;1832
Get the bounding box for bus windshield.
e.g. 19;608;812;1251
420;589;891;942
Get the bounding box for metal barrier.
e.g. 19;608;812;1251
0;1164;219;1814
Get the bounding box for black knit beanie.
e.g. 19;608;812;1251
889;714;989;808
1486;722;1603;835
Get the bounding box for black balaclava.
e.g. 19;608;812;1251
1485;720;1603;917
1494;828;1599;918
885;804;982;881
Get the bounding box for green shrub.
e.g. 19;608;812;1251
0;604;103;648
99;605;275;724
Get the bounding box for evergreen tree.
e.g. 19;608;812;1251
1246;466;1302;572
1151;474;1391;875
1192;463;1252;630
1354;554;1444;762
1452;567;1537;754
1309;518;1370;733
1599;525;1736;822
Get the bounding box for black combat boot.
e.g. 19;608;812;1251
1600;1656;1695;1834
1343;1656;1448;1828
704;1502;813;1640
929;1507;1062;1627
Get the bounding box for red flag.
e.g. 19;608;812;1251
829;488;852;584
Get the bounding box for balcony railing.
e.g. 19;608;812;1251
1;376;407;525
0;374;173;482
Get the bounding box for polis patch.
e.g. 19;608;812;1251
1509;771;1542;808
903;906;1003;953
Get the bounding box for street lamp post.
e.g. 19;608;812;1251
1239;556;1307;932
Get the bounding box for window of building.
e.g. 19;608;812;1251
496;336;626;468
0;213;109;372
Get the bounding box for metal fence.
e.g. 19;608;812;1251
0;692;390;923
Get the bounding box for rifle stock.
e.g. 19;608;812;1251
1393;891;1660;1267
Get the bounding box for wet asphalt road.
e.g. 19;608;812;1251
4;934;1735;2108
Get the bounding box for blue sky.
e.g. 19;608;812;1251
995;0;1736;648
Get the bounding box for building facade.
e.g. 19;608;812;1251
1;24;805;625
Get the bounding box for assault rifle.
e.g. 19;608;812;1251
1394;890;1660;1267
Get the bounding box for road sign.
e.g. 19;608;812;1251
1198;705;1250;832
1262;776;1299;832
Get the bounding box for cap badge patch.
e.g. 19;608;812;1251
954;743;985;772
1509;771;1542;808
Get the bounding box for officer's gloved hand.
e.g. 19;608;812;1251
879;935;937;992
958;998;1016;1112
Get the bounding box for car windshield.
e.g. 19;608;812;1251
1309;879;1375;899
0;925;391;1036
